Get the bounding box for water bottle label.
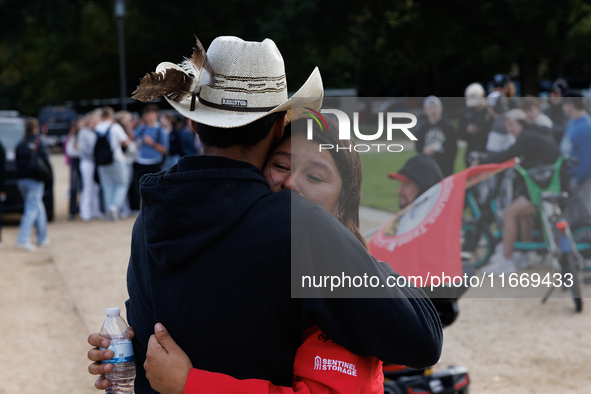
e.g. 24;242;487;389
100;340;134;363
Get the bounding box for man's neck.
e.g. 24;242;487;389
195;116;283;171
203;145;269;171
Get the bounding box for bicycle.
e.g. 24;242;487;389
473;156;588;312
462;187;497;268
461;162;513;269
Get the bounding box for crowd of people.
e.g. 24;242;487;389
64;104;203;224
4;76;591;272
0;104;203;252
411;76;591;274
3;75;591;280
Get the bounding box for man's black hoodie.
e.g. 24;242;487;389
127;155;442;392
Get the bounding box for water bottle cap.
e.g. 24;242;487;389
105;307;121;316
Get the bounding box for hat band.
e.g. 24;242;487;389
197;93;278;113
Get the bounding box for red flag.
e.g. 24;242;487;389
368;159;515;287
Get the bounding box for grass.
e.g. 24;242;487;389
359;147;466;213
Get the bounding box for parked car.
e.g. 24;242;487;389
0;113;54;222
38;105;77;147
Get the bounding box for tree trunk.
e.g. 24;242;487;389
519;57;539;96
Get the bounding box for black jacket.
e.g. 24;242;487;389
480;128;560;169
459;106;492;157
544;102;569;144
15;134;50;180
415;117;458;177
126;155;442;392
480;129;564;198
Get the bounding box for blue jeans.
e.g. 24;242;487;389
17;179;47;245
97;160;130;211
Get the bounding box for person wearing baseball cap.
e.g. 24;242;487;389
544;78;570;144
388;154;444;209
487;74;508;102
551;78;569;95
414;96;458;177
487;74;516;111
460;83;493;166
493;73;508;89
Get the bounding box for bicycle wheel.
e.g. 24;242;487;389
560;253;583;313
462;219;496;268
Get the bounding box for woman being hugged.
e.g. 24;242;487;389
156;117;385;394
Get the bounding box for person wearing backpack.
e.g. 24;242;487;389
129;104;169;211
94;107;130;221
14;117;51;251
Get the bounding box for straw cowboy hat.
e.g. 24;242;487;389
133;36;323;128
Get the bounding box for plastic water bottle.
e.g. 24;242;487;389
99;307;136;393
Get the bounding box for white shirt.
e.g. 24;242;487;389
66;136;80;158
77;127;97;161
534;113;553;129
95;120;128;162
486;130;515;152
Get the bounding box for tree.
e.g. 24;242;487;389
2;0;591;116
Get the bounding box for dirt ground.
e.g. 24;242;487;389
1;154;590;393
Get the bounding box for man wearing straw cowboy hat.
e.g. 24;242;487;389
87;36;442;392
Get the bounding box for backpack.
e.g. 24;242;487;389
94;126;113;165
27;140;52;183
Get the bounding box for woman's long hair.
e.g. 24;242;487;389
290;114;367;250
25;117;38;137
